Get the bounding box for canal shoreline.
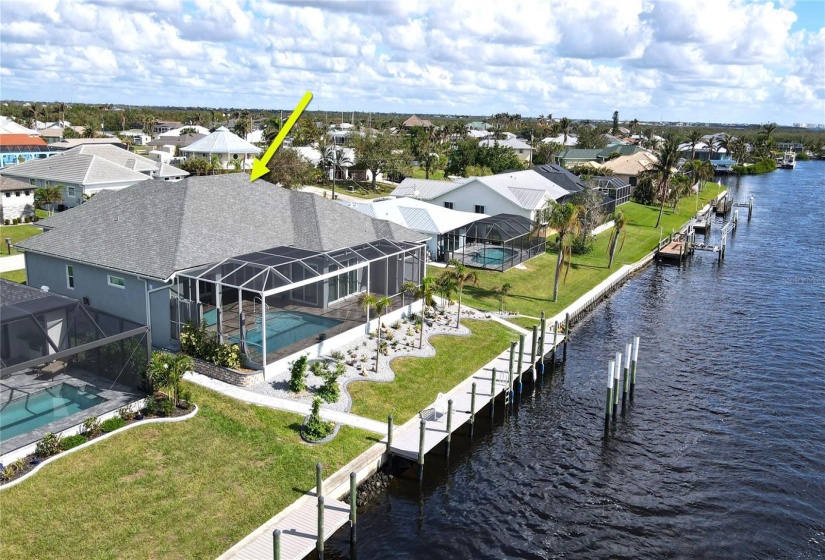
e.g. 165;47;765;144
218;193;726;560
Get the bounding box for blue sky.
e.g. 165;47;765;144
0;0;823;125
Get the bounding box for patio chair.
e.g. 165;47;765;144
419;392;448;422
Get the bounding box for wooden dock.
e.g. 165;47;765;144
229;496;350;560
385;331;562;463
655;231;694;263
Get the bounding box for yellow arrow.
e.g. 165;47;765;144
250;91;313;182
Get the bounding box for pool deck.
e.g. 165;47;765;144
0;367;144;455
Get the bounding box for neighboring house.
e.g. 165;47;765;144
155;162;189;181
466;121;493;131
119;129;152;146
541;133;578;147
0;134;59;169
0;176;35;222
180;126;261;170
17;174;428;376
588;175;633;211
293;145;381;183
153;121;184;135
599;151;658;186
145;133;206;153
391;169;582;222
49;138;126;150
467;129;493;139
157;125;211;138
677;141;728;161
338;197;485;261
555;145;645;166
479;137;533;163
403;115;433;128
0;150;157;208
38;127;66;144
0;117;38;135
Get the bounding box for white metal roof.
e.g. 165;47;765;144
338;196;484;234
479;137;533;151
158;125;211;138
180;126;261;155
391;177;468;199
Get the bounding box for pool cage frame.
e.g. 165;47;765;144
173;238;426;368
446;214;547;272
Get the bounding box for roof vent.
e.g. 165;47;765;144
40;285;49;292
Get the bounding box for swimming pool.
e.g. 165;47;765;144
472;247;517;266
0;383;106;442
236;311;342;355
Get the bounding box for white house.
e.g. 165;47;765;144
338;196;483;261
158;125;211;138
479;137;533;163
391;168;582;222
180;126;261;170
119;129;152;146
0;176;35;222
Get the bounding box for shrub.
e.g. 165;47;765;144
732;158;777;175
101;417;126;433
391;321;401;330
157;397;175;417
118;405;135;422
82;416;103;438
329;350;345;362
213;343;242;369
303;397;333;441
3;219;9;226
318;362;343;404
62;434;88;450
178;387;192;408
144;395;158;416
32;215;39;222
1;464;17;482
35;432;63;458
145;351;192;404
12;218;20;225
180;321;242;369
24;216;32;223
289;355;308;393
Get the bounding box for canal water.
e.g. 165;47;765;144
327;161;825;559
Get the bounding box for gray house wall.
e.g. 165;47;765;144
24;252;174;348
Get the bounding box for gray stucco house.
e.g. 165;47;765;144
16;174;429;374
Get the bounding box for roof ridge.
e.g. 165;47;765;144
170;182;193;274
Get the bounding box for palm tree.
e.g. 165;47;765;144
686;130;703;160
706;137;718;161
402;277;436;348
209;154;222;175
34;185;65;216
494;282;512;313
434;273;457;308
81;121;98;138
607;210;626;268
358;292;390;370
323;145;353;200
263;117;282;144
760;122;778;143
652;137;681;229
444;260;479;328
558;117;571;144
359;292;377;327
547;202;580;302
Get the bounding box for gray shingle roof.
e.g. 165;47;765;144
0;151;150;185
18;174;427;281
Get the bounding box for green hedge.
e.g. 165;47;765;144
732;158;777;175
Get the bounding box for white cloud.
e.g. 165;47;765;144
0;0;821;124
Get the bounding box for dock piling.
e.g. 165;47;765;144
551;321;558;375
748;195;753;222
317;495;325;559
349;472;357;544
273;529;281;560
612;354;621;420
563;313;570;362
490;368;496;420
387;414;393;453
470;382;476;431
418;419;426;480
630;336;639;400
530;325;538;382
508;341;516;403
316;462;322;500
605;360;615;432
446;399;454;456
622;343;631;411
518;334;525;395
540;313;547;378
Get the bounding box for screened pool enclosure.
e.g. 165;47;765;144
446;214;547;272
173;239;426;368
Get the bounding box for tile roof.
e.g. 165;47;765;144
49;138;125;149
403;115;433;128
0;151;150;185
479;137;533;151
0;134;46;146
18;174;427;280
67;144;158;173
599;151;658;176
156;162;189;178
0;176;33;192
180;126;261;155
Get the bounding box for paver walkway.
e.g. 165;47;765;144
184;372;387;434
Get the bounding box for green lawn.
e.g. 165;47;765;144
320;181;397;200
440;183;719;320
0;224;42;257
406;167;446;180
1;383;374;560
348;319;515;423
0;269;26;283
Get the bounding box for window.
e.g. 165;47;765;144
4;193;9;198
67;186;76;197
67;265;75;289
15;191;21;197
107;275;125;288
24;190;30;196
475;205;485;214
443;202;454;209
29;179;35;186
